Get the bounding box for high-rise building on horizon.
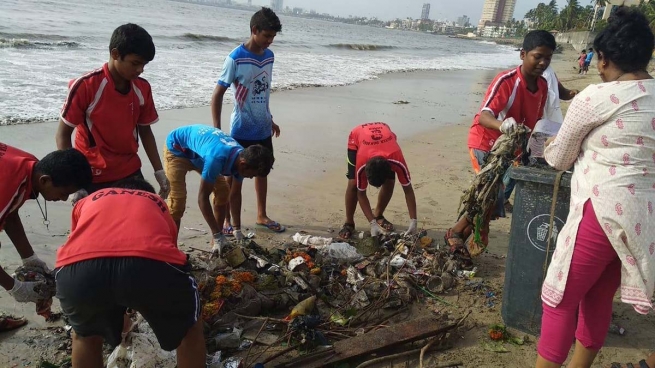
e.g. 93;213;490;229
270;0;283;12
477;0;516;31
421;3;431;20
456;15;471;27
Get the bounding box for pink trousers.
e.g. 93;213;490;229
537;200;622;364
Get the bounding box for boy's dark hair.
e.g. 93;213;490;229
588;48;593;52
112;177;156;194
593;7;654;73
35;149;92;189
109;23;155;62
251;7;282;33
522;30;556;52
240;145;275;177
365;157;393;188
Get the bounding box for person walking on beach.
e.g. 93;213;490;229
583;47;594;75
164;125;274;253
536;8;655;368
443;30;553;261
54;178;205;368
211;7;284;239
0;144;91;332
578;51;586;74
338;122;418;239
55;23;170;202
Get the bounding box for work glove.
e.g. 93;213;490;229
22;254;51;273
8;279;50;303
404;219;418;236
154;170;170;200
211;233;227;257
499;117;518;135
70;189;88;205
233;229;245;242
370;219;387;236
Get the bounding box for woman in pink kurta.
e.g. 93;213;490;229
535;8;655;368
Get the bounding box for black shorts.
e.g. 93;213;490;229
55;257;200;351
346;149;357;179
87;169;144;194
235;136;274;157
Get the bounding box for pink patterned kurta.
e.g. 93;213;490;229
543;79;655;314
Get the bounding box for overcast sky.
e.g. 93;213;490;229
252;0;579;23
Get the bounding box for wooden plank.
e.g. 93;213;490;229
275;317;453;368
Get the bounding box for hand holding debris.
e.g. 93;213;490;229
8;278;50;303
154;170;170;200
22;254;50;273
404;219;418;236
69;189;88;205
233;229;245;242
211;233;227;256
499;117;518;135
370;220;386;236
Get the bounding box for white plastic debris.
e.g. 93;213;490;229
292;233;333;246
317;242;363;263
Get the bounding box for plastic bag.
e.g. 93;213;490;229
292;233;333;246
106;318;177;368
317;242;363;263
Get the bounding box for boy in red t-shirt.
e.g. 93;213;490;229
55;178;205;367
0;144;91;331
445;30;554;260
338;122;418;239
55;23;169;203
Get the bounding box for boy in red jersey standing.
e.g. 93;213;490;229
55;23;169;202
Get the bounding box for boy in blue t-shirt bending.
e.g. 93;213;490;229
211;7;284;240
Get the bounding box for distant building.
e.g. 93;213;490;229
270;0;283;12
456;15;470;28
421;3;431;20
477;0;516;32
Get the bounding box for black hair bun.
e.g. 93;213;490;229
607;6;650;30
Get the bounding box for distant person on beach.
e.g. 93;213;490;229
211;7;284;240
443;30;553;264
0;144;91;332
55;178;205;368
536;8;655;368
583;47;594;74
164;125;274;253
55;23;170;203
338;122;418;239
578;51;587;74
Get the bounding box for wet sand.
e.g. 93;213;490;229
2;48;654;367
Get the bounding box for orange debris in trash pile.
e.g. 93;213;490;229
200;271;259;321
285;251;315;269
201;300;225;322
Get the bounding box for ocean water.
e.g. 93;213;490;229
0;0;518;125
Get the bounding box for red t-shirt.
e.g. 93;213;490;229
0;143;37;231
467;66;548;152
60;63;159;183
55;188;185;268
348;122;411;191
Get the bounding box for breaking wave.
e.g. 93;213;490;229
327;43;397;51
0;38;80;49
180;33;237;42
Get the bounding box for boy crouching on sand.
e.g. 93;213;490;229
56;23;170;202
444;30;553;259
164;125;275;252
55;178;205;368
338;122;418;239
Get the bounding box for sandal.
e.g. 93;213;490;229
338;223;355;240
375;216;394;232
0;314;27;332
256;221;286;233
444;230;474;269
223;224;234;236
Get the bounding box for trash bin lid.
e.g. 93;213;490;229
508;166;572;188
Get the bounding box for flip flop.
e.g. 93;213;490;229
223;225;234;237
257;221;286;233
0;314;27;332
375;216;394;232
338;223;355;240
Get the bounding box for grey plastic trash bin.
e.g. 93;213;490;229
501;166;572;336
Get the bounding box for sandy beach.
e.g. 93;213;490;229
1;46;654;367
